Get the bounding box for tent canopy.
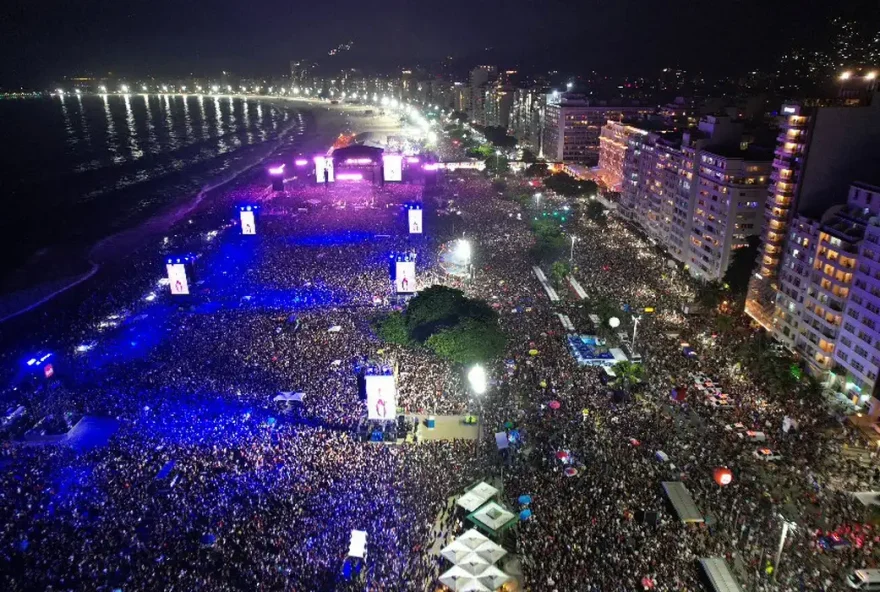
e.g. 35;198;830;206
468;501;518;533
440;539;473;564
456;529;490;550
274;392;304;402
473;539;507;564
457;482;499;512
478;565;511;590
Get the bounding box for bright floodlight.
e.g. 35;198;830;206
840;71;852;81
227;85;232;92
457;239;472;261
495;150;501;156
141;85;147;91
468;365;488;395
609;317;621;329
99;85;107;93
211;85;218;92
867;72;878;81
120;84;129;93
162;85;168;92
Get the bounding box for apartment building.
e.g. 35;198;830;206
597;121;649;192
836;183;880;403
767;183;880;405
543;94;650;165
689;147;771;280
611;115;766;281
746;96;880;331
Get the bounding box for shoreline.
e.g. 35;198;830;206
0;97;304;324
0;99;401;325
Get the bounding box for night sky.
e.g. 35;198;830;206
0;0;875;86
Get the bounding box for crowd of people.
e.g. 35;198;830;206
0;145;878;592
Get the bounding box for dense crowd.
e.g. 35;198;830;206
0;149;878;592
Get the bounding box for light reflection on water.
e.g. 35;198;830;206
39;95;291;199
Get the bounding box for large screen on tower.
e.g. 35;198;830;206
408;208;423;234
240;210;256;235
383;154;403;182
166;263;190;295
315;156;335;183
365;374;396;420
394;261;416;293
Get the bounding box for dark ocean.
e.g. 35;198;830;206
0;94;296;281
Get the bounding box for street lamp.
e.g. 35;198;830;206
631;314;642;353
773;515;798;582
468;364;488;444
468;365;488;395
569;235;577;262
494;150;501;178
534;193;542;209
120;84;129;94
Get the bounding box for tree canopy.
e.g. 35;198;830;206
377;286;506;364
723;235;761;301
544;173;599;198
584;200;608;226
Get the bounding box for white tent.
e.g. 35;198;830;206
458;579;491;592
441;539;474;564
472;539;507;564
456;482;499;512
456;528;490;550
457;551;491;575
440;565;474;589
470;501;517;532
274;392;304;403
478;565;511;589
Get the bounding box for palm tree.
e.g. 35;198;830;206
611;360;644;393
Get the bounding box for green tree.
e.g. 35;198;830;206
484;155;510;176
544;173;599;198
723;235;761;302
521;148;538;163
426;318;507;364
529;219;568;262
525;163;549;177
611;360;644;393
585;200;607;225
374;311;410;345
404;285;469;342
551;260;572;288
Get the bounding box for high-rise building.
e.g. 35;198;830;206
484;84;514;128
765;182;880;406
745;96;880;331
510;87;547;154
543;93;651;165
469;66;497;123
598;121;650;192
688;145;771;280
609;115;769;281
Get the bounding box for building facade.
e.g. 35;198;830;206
543;94;650;165
612;116;768;281
762;183;880;406
746;96;880;331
